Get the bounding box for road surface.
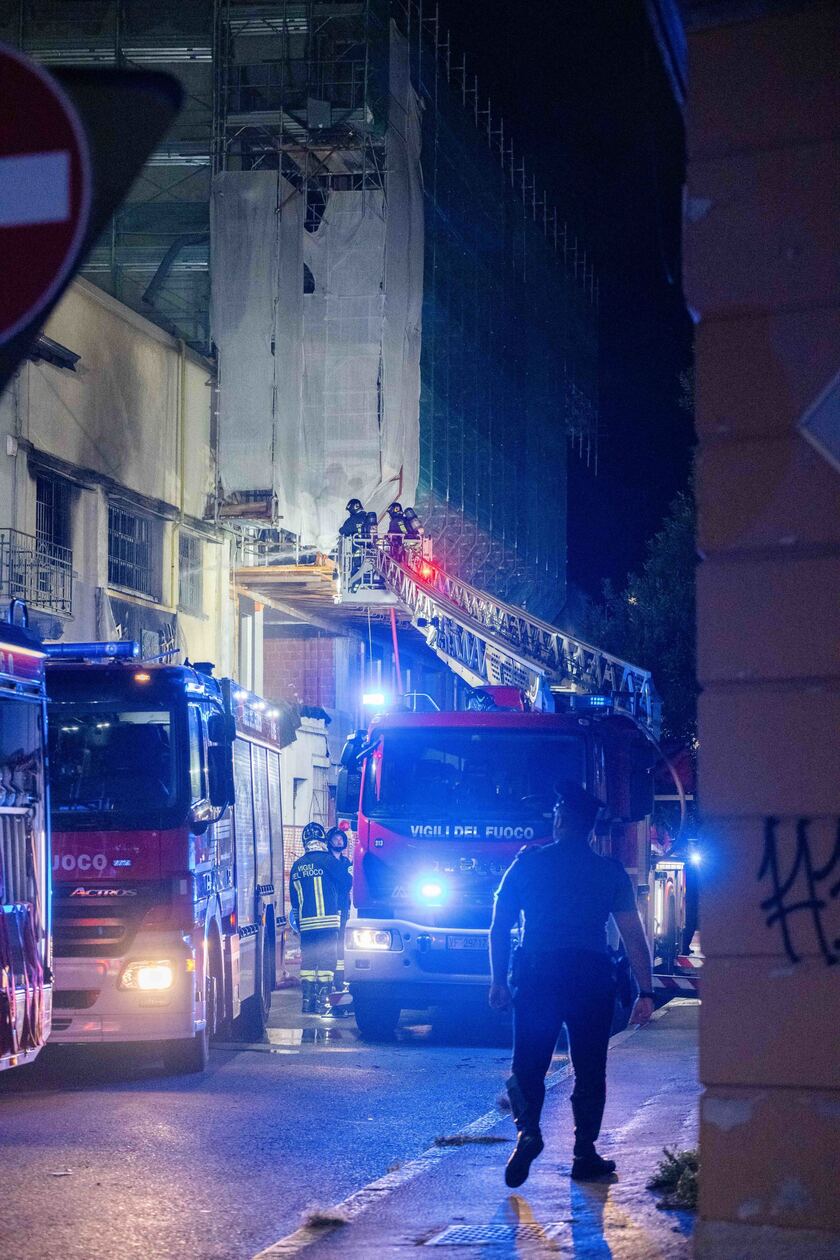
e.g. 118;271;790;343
0;993;533;1259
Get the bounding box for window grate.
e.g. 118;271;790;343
36;473;72;554
178;531;204;614
108;504;157;598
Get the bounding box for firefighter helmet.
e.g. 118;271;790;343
302;821;327;848
345;498;363;514
404;507;418;521
387;501;403;515
326;826;348;853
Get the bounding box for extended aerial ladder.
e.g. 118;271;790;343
337;538;660;735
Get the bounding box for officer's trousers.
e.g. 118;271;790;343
509;950;616;1155
299;928;339;988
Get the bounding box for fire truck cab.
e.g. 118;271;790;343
45;645;292;1072
338;701;661;1039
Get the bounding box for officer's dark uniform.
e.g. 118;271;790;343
491;825;636;1173
289;844;346;1014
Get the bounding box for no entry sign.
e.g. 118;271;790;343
0;44;91;345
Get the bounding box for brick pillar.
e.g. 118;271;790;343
686;6;840;1255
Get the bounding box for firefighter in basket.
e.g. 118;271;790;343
289;822;348;1017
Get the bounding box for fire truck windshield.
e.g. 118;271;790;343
363;728;586;823
48;703;179;829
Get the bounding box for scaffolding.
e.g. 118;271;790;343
13;0;599;620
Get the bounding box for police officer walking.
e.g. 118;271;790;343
489;781;655;1187
326;825;353;1012
289;822;347;1017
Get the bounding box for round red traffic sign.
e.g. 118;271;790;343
0;44;91;345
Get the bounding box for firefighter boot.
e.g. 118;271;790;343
301;980;318;1015
504;1075;544;1188
570;1094;616;1180
316;981;336;1019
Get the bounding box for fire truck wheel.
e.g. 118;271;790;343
352;992;401;1041
162;977;213;1074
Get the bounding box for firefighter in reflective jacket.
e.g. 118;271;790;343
289;822;347;1016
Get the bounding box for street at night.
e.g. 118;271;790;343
0;994;698;1259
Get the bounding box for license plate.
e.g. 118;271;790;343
446;935;487;950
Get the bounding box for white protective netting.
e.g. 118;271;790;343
210;21;423;552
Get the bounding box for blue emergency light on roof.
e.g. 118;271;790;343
46;641;140;660
568;693;612;711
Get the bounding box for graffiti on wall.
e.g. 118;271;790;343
758;817;840;967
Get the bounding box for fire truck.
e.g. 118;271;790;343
336;541;693;1039
45;645;293;1072
0;602;52;1071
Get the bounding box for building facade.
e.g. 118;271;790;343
0;279;236;676
8;0;598;623
686;2;840;1254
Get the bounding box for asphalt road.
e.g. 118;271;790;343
0;993;543;1260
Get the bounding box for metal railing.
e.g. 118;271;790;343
0;528;73;615
345;541;659;733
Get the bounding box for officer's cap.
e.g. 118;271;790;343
554;781;603;816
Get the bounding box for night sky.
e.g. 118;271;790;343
437;0;695;597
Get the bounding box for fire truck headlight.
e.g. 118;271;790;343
418;879;446;905
119;960;175;991
350;928;396;951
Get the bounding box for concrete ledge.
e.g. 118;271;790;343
696;1220;840;1259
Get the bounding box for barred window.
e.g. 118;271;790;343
178;532;204;614
36;474;72;555
108;504;158;598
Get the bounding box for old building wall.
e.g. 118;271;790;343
686;5;840;1255
0;279;234;676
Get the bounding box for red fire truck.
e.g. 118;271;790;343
45;644;294;1072
0;602;52;1070
338;700;663;1040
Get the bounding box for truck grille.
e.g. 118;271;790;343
53;902;138;957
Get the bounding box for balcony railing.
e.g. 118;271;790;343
0;528;73;616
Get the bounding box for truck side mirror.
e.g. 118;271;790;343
207;711;235;744
340;729;368;768
336;765;361;819
208;744;234;811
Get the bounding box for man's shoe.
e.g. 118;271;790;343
504;1131;544;1188
570;1152;617;1181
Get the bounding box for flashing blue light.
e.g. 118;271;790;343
46;641;140;660
418;879;445;903
689;850;703;867
362;691;387;707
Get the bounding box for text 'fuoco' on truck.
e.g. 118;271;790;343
335;531;695;1041
45;643;296;1073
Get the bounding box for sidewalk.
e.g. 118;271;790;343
259;998;700;1258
